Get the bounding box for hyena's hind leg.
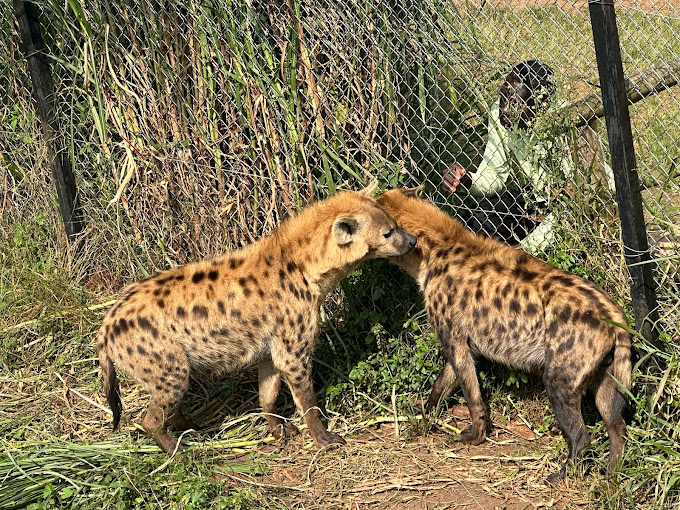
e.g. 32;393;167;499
139;349;192;455
543;368;590;484
425;361;460;411
590;366;627;471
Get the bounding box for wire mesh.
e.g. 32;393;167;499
1;0;678;340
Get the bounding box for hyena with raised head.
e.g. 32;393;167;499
96;183;417;455
376;188;631;482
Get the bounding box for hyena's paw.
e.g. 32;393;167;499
424;393;440;413
313;429;347;449
459;426;486;446
272;422;300;440
546;466;567;486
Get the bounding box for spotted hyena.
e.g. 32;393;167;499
96;183;417;455
376;188;632;482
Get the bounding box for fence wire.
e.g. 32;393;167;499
1;0;679;341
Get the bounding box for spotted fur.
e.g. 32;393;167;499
97;184;416;455
376;188;631;482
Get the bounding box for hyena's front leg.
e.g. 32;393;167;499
258;356;299;439
273;340;345;448
448;336;488;445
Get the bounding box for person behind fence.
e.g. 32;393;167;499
443;60;578;251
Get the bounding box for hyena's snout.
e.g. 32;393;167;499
388;228;417;257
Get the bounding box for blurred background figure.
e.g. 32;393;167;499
444;60;596;251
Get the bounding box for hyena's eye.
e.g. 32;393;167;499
383;228;394;239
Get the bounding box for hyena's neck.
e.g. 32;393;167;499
256;228;356;301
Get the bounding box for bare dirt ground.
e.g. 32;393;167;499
221;406;594;510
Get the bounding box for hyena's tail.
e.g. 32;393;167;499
97;336;122;430
611;329;633;394
601;327;633;470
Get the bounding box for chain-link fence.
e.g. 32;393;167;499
2;1;679;341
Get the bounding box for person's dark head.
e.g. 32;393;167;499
498;60;555;130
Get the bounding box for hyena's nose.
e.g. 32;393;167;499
406;232;417;250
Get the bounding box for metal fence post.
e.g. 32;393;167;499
13;0;84;244
587;1;660;353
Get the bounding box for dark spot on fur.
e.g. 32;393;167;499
232;309;242;318
493;297;502;310
459;290;469;310
177;306;186;318
138;317;158;340
157;300;165;308
126;346;133;355
550;274;573;286
217;301;226;315
243;287;252;297
509;300;520;314
558;306;572;323
287;261;297;273
251;318;261;327
137;345;147;355
580;311;601;329
229;258;244;270
515;266;538;282
153;288;161;297
264;255;275;266
525;303;539;316
208;270;219;281
192;305;209;318
289;283;299;299
192;272;205;283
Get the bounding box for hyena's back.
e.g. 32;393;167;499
433;250;630;380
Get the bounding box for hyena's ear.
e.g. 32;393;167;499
402;185;424;198
332;216;365;245
361;180;379;197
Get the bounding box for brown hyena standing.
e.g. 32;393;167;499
96;183;416;455
376;188;632;483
